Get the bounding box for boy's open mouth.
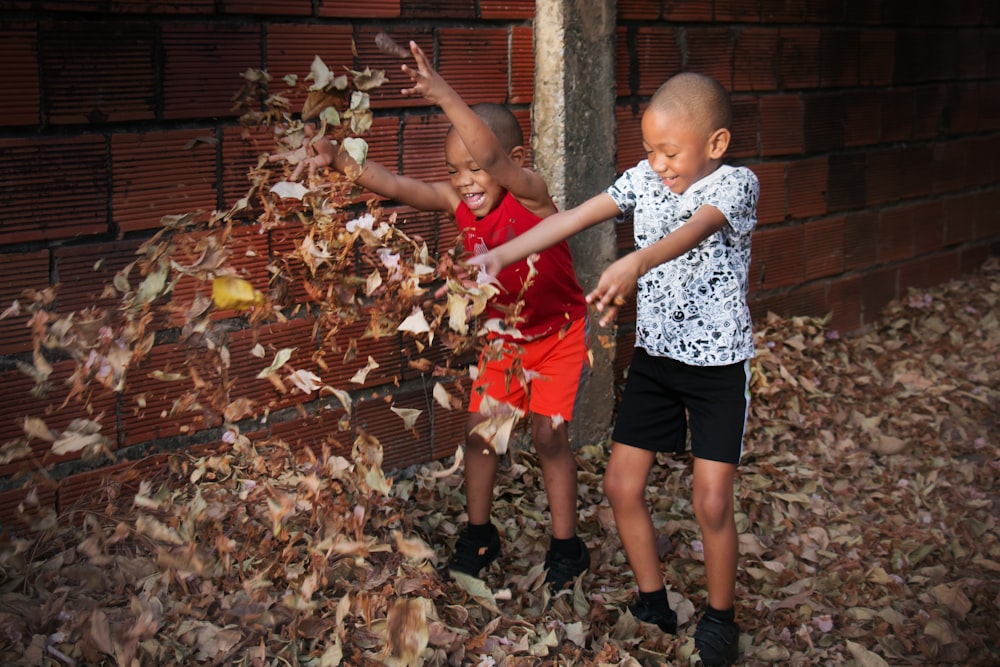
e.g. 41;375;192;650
464;192;487;209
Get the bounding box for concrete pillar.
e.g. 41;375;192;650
533;0;618;446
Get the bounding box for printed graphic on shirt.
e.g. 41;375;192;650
607;164;759;366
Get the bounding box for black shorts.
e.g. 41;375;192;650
612;348;750;464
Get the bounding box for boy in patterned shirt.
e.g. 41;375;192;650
471;72;758;667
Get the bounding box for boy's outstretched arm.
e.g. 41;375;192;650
587;204;728;326
278;135;458;214
472;193;622;277
399;41;552;216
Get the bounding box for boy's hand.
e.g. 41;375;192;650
400;41;455;105
268;136;341;182
464;251;503;286
586;255;641;327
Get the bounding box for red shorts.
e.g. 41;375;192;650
469;317;589;422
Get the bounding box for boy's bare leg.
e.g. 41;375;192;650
691;457;738;611
463;412;500;525
603;442;661;591
531;414;578;539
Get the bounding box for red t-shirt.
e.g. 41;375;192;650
456;192;587;340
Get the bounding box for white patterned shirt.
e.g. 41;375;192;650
606;163;759;366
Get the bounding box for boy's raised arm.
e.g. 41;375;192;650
399;41;551;214
473;193;621;277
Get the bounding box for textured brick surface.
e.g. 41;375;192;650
0;23;39;126
0;249;49;354
759;95;804;156
40;21;156;124
162;24;261;120
750;226;805;290
0;136;109;244
111;129;218;233
734;28;779;92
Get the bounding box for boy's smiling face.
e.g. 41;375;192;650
444;130;510;218
640;107;728;195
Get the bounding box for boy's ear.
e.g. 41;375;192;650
708;128;731;159
507;145;527;166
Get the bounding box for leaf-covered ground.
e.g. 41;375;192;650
1;258;997;667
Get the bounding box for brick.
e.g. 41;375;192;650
977;81;1000;133
0;249;49;355
894;144;933;202
265;23;355;120
220;124;273;213
898;253;961;292
803;216;844;280
432;388;470;460
111;129;218;233
863;148;897;206
960;245;992;275
437;28;510;104
319;0;398;18
733;28;779;92
818;29;859;88
842;210;879;271
222;0;312;16
759;95;803;156
225;317;319;414
729;96;759;159
402;0;474;18
267;406;352;460
803;92;845;153
912;84;947;140
942;82;980;136
510;26;534;104
714;0;762;22
355;28;435;109
894;30;959;86
664;0;712;21
401;112;451;183
0;23;39;126
616;26;633;98
110;1;215;14
615;104;645;174
879;88;915;143
956;29;989;79
53;239;144;314
877;205;914;263
482;0;535;20
860;264;898;324
319;312;402;390
616;214;635;252
618;0;661;20
785;281;830;319
972;189;1000;240
0;358;118;476
826;274;863;334
119;341;225;444
162;23;261;120
910;200;945;256
749;225;804;290
355;388;433;471
635;27;682;96
40;20;156;124
0;136;109;244
931;140;968;196
0;484;58;536
965;136;1000;188
942;192;977;246
858;30;894;86
841;91;881;147
747;290;787;322
787;156;827;219
57;454;169;514
750;162;788;225
777;28;820;89
762;0;805;22
826;153;866;213
685;27;735;89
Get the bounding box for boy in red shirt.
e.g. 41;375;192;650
285;41;591;590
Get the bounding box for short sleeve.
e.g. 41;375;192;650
705;167;759;234
605;165;644;220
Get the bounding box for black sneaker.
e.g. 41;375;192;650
544;536;590;590
629;598;678;634
694;614;740;666
448;524;501;578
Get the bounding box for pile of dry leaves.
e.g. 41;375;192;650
0;258;996;666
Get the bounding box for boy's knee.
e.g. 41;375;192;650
693;493;734;532
603;470;640;507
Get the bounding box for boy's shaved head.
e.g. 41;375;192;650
449;102;524;152
649;72;732;138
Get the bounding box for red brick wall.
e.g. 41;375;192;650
1;1;998;523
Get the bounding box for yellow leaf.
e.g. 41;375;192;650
212;276;264;311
